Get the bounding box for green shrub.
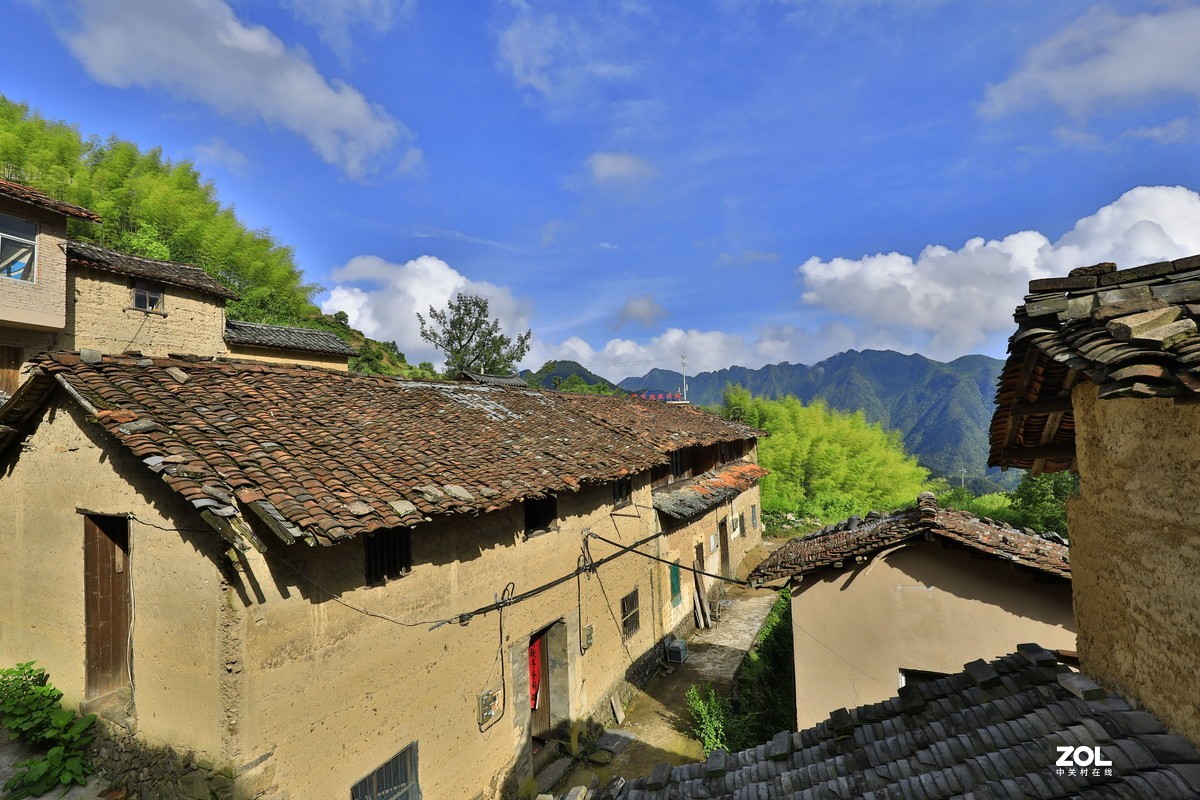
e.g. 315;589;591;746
684;684;733;756
0;663;96;798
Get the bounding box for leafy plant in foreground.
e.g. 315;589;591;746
0;663;96;798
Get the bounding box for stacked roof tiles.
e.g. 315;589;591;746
751;492;1070;583
224;320;357;356
0;353;762;548
990;255;1200;472
66;240;239;300
0;178;101;221
606;645;1200;799
652;461;769;520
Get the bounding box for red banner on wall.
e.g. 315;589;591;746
529;638;543;709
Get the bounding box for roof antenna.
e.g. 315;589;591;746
680;354;688;403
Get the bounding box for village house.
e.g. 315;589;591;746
599;254;1200;800
751;492;1075;728
0;351;765;799
0;178;355;400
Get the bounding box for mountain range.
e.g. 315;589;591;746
615;350;1010;491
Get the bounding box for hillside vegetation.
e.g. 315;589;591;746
721;386;934;522
0;97;416;376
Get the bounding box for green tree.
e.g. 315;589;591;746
417;293;531;375
721;385;932;521
1009;471;1077;537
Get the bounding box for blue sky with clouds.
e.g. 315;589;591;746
8;0;1200;379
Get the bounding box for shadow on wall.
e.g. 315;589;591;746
822;539;1073;629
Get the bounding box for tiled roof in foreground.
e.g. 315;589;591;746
607;646;1200;800
652;461;769;520
0;178;101;221
224;320;357;356
0;353;762;548
990;255;1200;473
751;492;1070;583
67;240;239;300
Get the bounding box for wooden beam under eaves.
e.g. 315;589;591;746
1011;397;1074;416
1000;445;1076;462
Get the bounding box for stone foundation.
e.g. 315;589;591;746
88;718;240;800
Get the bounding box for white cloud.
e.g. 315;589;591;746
1123;118;1191;145
982;7;1200;119
587;151;656;184
492;1;641;113
193;138;250;175
59;0;418;178
283;0;414;57
615;294;666;328
597;242;619;250
798;185;1200;360
321;255;532;364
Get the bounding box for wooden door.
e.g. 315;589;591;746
719;519;731;577
0;346;20;396
85;515;131;699
528;632;551;740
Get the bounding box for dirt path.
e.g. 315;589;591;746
564;581;780;791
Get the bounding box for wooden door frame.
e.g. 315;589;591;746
718;518;731;577
84;514;132;700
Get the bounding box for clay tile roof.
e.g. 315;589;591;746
750;492;1070;582
5;353;763;546
456;370;529;387
0;178;101;222
652;462;769;520
66;240;239;300
224;320;357;356
608;646;1200;800
989;254;1200;473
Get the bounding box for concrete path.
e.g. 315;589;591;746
0;733;106;799
565;580;781;790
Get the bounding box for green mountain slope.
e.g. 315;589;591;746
620;350;1009;489
521;360;620;391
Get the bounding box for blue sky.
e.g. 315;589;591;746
8;0;1200;380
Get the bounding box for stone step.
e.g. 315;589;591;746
535;756;574;796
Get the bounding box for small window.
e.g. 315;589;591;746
366;529;411;584
131;279;165;313
0;212;37;282
709;533;718;553
351;743;420;800
736;513;745;538
620;588;640;638
899;668;949;688
669;562;682;608
524;495;557;535
751;504;758;530
612;477;633;508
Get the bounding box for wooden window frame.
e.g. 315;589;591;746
0;212;37;283
130;279;167;315
751;504;758;530
620;588;640;639
365;528;412;585
350;742;420;800
612;477;633;509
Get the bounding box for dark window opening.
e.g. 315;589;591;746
366;529;411;584
351;743;420;800
620;588;640;639
132;279;165;313
612;477;633;508
899;668;949;688
736;512;745;538
524;495;557;535
669;449;691;482
751;504;758;530
650;463;670;490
